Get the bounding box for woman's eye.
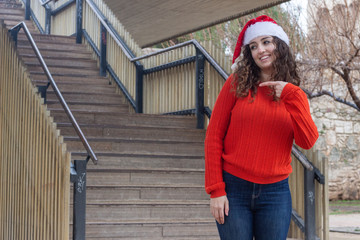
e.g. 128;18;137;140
250;45;256;50
263;40;270;44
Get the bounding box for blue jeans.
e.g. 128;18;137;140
216;171;292;240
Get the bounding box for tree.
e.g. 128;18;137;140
298;0;360;111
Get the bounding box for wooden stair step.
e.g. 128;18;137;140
0;13;26;21
22;56;98;69
51;111;197;128
46;92;123;103
17;32;76;43
82;200;209;205
17;40;89;51
81;219;215;225
64;137;204;156
84;171;204;186
85;166;204;173
29;70;100;78
66;135;204;145
69;222;218;239
28;66;100;76
45;84;117;94
71;185;207;201
46;102;129;113
30;73;109;84
72;152;203;168
84;154;204;170
4;21;37;31
0;7;23;15
70;203;212;222
18;48;93;59
57;123;205;141
0;2;23;8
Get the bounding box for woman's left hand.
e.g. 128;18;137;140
259;81;288;98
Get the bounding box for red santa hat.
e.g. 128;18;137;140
232;15;289;68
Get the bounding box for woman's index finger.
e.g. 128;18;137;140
259;81;278;87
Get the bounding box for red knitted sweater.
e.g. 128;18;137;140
205;75;319;198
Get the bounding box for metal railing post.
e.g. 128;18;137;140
195;48;205;129
25;0;30;20
72;160;87;240
304;168;317;240
135;63;143;113
100;23;107;76
44;6;51;34
76;0;83;43
10;28;19;47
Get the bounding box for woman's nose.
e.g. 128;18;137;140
258;46;265;53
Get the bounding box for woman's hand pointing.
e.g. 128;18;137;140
259;81;288;98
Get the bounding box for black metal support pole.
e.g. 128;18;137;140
304;168;316;240
25;0;30;20
38;85;48;102
195;48;205;129
76;0;83;44
37;82;50;103
45;7;51;34
73;160;87;240
135;63;144;113
10;28;19;47
100;23;107;76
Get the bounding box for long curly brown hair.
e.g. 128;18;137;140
231;36;300;101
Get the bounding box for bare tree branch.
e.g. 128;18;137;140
298;0;360;111
302;88;360;111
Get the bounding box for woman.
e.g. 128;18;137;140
204;15;319;240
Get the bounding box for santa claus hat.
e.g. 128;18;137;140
231;15;289;70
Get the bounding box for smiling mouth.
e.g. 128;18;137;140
260;56;270;61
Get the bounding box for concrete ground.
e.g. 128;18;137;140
329;214;360;240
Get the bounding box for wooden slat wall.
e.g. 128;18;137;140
29;0;46;30
141;41;232;114
50;0;76;36
0;22;70;240
142;46;196;113
289;150;329;239
81;0;140;101
91;0;142;56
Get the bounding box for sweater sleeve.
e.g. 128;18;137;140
280;83;319;149
205;75;237;198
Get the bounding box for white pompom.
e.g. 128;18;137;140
231;56;240;72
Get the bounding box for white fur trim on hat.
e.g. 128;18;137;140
231;56;240;72
243;22;289;46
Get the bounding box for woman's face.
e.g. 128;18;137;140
249;35;276;74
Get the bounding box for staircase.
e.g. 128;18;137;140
1;0;219;239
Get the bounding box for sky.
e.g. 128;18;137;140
285;0;309;32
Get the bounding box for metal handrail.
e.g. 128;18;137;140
86;0;134;60
85;0;229;80
9;22;98;165
41;0;53;6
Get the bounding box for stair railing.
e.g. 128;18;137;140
23;0;75;34
83;0;227;129
9;21;97;240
